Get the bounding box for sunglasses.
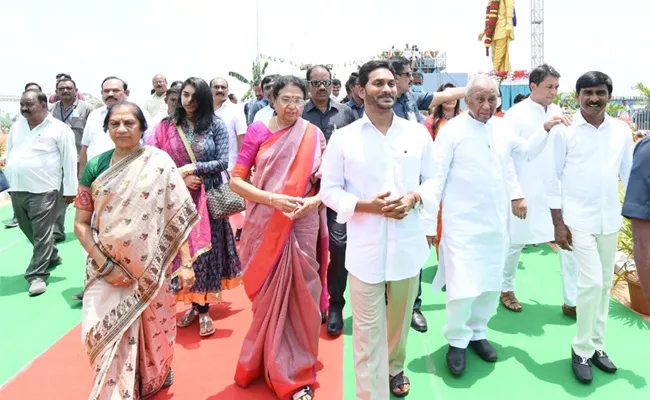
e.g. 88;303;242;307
309;80;332;87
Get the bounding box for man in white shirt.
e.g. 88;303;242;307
211;77;248;237
321;60;437;399
150;86;180;134
429;74;566;376
2;91;77;296
145;74;168;116
549;71;634;384
79;76;152;174
502;64;579;316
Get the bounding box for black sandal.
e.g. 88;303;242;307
162;368;174;388
390;371;410;398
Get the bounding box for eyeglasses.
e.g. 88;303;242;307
277;98;306;107
309;80;332;87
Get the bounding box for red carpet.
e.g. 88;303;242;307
0;286;343;400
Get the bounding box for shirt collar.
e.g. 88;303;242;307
347;98;363;108
305;99;342;113
359;111;399;130
573;109;611;128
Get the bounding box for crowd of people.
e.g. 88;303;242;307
1;57;650;400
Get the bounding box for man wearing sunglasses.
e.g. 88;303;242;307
302;64;358;338
389;56;467;334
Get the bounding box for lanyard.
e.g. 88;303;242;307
59;102;77;123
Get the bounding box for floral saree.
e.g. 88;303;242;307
233;118;329;399
80;146;199;399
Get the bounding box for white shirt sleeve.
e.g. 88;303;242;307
320;131;359;224
234;110;248;136
81;112;94;147
546;126;567;209
425;121;456;216
620;128;634;189
414;126;439;235
58;125;79;196
509;126;550;162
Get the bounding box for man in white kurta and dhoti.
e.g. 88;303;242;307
501;64;579;316
429;74;569;376
321;60;437;400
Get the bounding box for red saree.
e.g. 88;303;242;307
232;118;328;399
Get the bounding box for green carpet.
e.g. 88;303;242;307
0;204;86;385
343;245;650;399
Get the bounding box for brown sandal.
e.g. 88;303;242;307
199;314;215;337
177;308;199;328
389;371;410;398
501;291;522;312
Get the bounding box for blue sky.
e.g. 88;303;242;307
0;0;647;111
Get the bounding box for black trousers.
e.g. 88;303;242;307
326;208;347;311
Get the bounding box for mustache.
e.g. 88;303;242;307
588;102;601;106
317;90;328;94
379;94;395;100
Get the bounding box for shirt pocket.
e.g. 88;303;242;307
69;117;85;130
32;137;57;153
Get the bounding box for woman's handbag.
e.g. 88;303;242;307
175;125;246;219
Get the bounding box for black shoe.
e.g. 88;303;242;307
446;346;466;376
591;350;617;373
572;349;593;384
235;228;242;241
326;308;344;337
321;310;327;324
469;339;497;362
54;235;66;243
72;292;84;301
411;310;428;332
5;217;18;228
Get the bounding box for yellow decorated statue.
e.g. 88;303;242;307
479;0;515;72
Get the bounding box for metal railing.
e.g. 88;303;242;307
633;109;650;130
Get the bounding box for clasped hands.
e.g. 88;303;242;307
269;193;320;220
368;191;416;220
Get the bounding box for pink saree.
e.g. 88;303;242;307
233;118;329;399
146;120;212;275
80;147;200;399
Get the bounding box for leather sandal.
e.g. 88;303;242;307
199;314;215;337
292;386;313;400
389;371;410;398
501;291;522;312
177;308;199;328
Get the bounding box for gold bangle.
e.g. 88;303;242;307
180;262;193;269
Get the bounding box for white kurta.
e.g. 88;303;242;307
320;114;438;284
505;99;563;244
430;113;549;301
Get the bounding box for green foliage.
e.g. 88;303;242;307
553;91;578;109
614;183;637;287
607;103;625;117
228;60;269;102
634;82;650;107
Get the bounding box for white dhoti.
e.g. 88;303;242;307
444;291;500;348
349;273;419;400
568;227;618;358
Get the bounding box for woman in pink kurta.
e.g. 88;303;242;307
230;76;328;400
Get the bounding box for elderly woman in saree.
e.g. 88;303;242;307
74;102;200;399
147;77;242;337
230;75;328;400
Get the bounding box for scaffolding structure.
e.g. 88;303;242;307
531;0;544;69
